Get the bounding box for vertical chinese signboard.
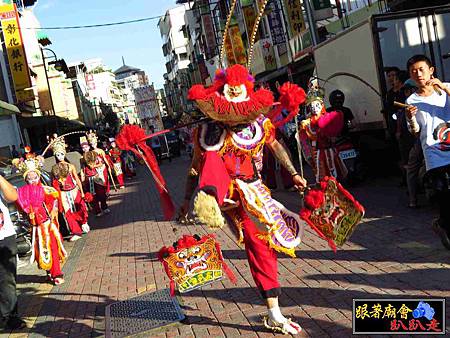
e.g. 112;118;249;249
0;2;33;103
228;24;247;65
201;13;216;60
283;0;306;37
242;1;259;43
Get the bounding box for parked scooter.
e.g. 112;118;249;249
14;219;32;257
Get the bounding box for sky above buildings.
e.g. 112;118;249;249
34;0;176;88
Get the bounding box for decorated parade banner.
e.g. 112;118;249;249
0;2;33;103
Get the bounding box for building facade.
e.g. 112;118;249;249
158;3;193;119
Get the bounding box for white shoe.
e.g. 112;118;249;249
103;208;111;214
70;235;82;242
263;316;302;335
81;223;90;233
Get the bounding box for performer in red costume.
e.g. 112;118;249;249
80;141;110;217
180;64;308;335
107;138;125;189
299;79;348;183
50;136;89;240
86;130;113;193
13;155;67;285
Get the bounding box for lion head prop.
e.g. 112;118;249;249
158;234;236;296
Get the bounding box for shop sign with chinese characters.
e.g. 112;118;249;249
353;299;445;335
0;3;32;103
283;0;306;37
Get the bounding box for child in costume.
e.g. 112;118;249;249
50;136;89;240
107;138;125;189
181;64;307;335
80;145;110;217
299;80;348;183
13;155;67;285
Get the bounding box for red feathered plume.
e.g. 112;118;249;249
317;110;344;138
116;125;175;220
304;189;325;210
224;64;255;92
270;82;307;127
84;192;94;203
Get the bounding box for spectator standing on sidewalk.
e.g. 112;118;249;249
405;54;450;250
0;174;26;331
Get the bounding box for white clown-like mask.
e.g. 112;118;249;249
26;171;40;185
55;151;65;162
223;84;249;103
308;100;324;116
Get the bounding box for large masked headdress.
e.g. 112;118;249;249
86;130;98;146
50;135;67;156
12;154;44;179
188;0;306;127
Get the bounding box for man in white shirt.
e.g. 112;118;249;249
405;54;450;250
0;174;26;331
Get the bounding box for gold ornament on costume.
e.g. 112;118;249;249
50;135;67;155
12;154;44;178
79;136;89;146
86;130;98;145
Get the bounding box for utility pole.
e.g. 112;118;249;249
304;0;319;46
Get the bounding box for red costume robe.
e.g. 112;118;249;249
82;156;109;214
52;172;87;235
108;147;125;187
16;184;67;279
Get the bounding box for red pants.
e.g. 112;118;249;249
48;232;63;279
91;184;108;214
238;206;281;298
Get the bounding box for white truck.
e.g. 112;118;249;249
313;5;450;132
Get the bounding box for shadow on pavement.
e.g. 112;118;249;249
13;287;114;337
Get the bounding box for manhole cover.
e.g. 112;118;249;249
105;289;185;337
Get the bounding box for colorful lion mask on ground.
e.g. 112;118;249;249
158;234;236;296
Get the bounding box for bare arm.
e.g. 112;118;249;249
0;175;18;202
70;164;85;197
267;139;297;176
267;139;307;189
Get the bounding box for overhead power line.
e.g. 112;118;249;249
21;15;163;30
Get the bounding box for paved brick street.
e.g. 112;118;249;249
2;155;449;338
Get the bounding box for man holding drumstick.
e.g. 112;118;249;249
404;54;450;250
